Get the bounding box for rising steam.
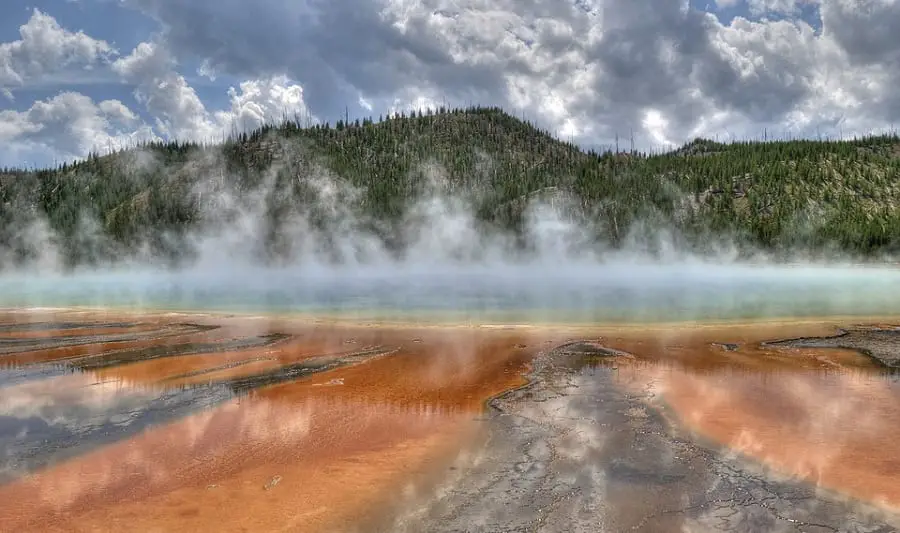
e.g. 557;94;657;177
3;136;900;323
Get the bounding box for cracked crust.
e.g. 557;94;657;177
388;344;900;533
764;325;900;369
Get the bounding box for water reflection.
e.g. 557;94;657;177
603;344;900;512
0;312;538;532
0;374;233;482
6;311;900;530
0;390;473;532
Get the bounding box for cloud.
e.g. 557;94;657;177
820;0;900;121
112;39;314;141
822;0;900;66
0;9;315;164
124;0;516;125
0;91;157;166
117;0;900;150
703;16;818;121
2;1;900;163
218;75;314;132
0;8;115;95
111;40;219;140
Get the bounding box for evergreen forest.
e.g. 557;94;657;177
2;106;900;270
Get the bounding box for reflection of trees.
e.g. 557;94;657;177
648;363;900;507
0;392;467;518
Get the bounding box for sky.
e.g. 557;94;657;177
0;0;898;168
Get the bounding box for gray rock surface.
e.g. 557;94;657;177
389;345;900;533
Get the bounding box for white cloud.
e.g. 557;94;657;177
643;109;676;149
120;0;900;150
0;11;317;165
218;75;314;132
111;41;217;140
0;91;157;166
0;9;114;92
112;40;314;141
114;40;314;141
197;58;217;81
3;1;900;165
97;99;140;125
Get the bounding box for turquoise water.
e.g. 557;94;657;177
3;262;900;324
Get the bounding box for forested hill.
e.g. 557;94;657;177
2;105;900;270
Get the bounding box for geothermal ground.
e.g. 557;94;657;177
1;309;900;532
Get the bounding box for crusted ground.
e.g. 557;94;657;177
389;344;900;533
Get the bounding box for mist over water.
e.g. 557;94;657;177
5;261;900;323
5;150;900;325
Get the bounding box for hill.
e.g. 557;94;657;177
2;105;900;270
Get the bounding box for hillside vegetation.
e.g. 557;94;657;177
2;106;900;269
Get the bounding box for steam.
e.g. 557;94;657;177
2;135;900;323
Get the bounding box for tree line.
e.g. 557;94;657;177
1;105;899;269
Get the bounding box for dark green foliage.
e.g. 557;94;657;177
1;105;900;269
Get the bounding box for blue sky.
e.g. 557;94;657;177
698;0;823;28
1;0;898;167
1;2;233;124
